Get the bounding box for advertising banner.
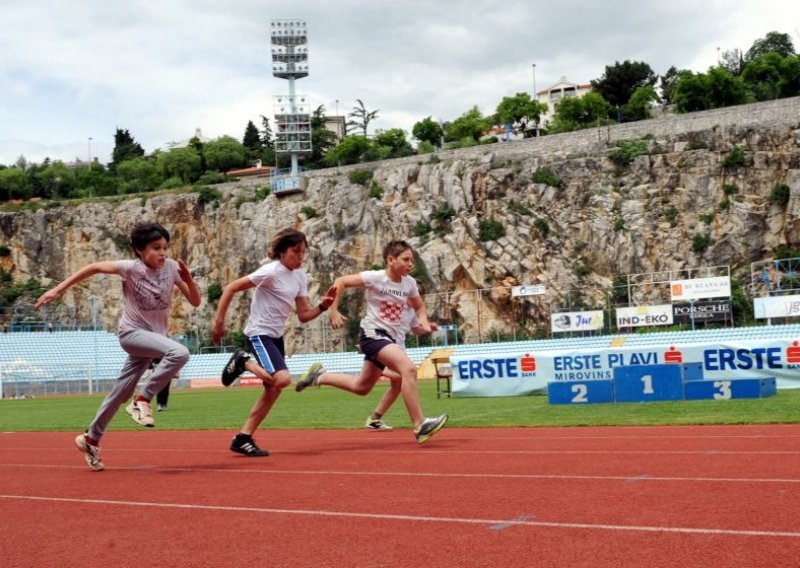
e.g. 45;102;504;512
670;277;731;301
452;337;800;397
511;285;546;297
754;295;800;319
550;310;604;333
615;304;673;328
672;300;732;325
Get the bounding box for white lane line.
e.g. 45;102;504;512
0;462;798;484
1;447;799;456
1;493;798;539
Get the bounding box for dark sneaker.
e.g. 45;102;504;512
365;417;393;431
157;404;167;412
414;414;449;444
126;399;154;427
295;362;325;392
222;349;251;386
230;433;269;457
75;433;104;471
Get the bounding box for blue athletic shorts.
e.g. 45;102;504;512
358;328;395;371
247;335;287;374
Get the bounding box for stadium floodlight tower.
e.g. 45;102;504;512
270;19;311;194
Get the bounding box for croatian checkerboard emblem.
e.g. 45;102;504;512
379;300;404;322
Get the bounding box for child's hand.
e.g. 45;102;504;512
320;285;338;310
34;288;62;310
329;309;347;329
177;259;193;283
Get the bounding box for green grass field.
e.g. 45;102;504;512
2;381;799;432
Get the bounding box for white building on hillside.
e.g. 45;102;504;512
169;128;212;149
536;77;592;129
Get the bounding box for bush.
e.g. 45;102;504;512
301;205;318;218
722;146;746;168
196;171;226;185
478;219;505;241
194;185;222;205
369;182;384;199
207;282;223;303
255;185;271;200
608;139;648;166
413;220;432;237
699;212;715;224
349;169;373;186
722;183;739;195
613;219;625;231
532;168;562;187
509;202;532;216
533;218;549;237
692;233;714;253
770;183;790;206
0;245;10;257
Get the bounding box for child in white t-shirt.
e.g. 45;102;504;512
296;240;447;444
211;228;336;457
35;221;201;471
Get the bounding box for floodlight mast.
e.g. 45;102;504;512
270;20;311;179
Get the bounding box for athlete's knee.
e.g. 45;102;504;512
272;371;292;389
165;344;190;367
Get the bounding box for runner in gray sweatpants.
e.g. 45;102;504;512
35;221;201;471
86;330;189;441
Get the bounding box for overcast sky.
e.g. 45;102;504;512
1;0;799;166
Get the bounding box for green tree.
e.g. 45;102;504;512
778;54;800;97
158;147;202;184
370;128;413;159
412;116;444;147
0;168;30;201
111;128;145;171
624;84;660;121
495;92;548;136
116;157;161;193
445;106;490;142
35;162;76;199
204;136;247;172
242;120;262;160
719;48;745;75
347;99;379;137
742;52;785;100
591;60;657;108
549;92;611;132
659;66;683;105
674;68;750;112
306;105;338;168
745;31;795;61
324;135;371;166
259;115;274;148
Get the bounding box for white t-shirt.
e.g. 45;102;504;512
360;270;420;343
395;308;420;350
116;258;181;336
244;260;309;337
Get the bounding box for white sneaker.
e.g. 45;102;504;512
365;417;393;431
75;434;104;471
126;399;155;427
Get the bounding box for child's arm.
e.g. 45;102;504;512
212;276;254;345
327;274;365;329
408;295;432;333
34;261;120;310
295;285;338;323
175;259;201;307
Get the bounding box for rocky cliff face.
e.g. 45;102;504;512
2;99;800;351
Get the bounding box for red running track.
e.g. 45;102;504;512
1;425;799;567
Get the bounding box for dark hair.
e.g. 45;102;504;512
268;228;308;259
382;239;412;263
130;222;170;258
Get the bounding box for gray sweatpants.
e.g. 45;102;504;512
87;330;190;442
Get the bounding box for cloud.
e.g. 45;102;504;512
1;0;799;165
